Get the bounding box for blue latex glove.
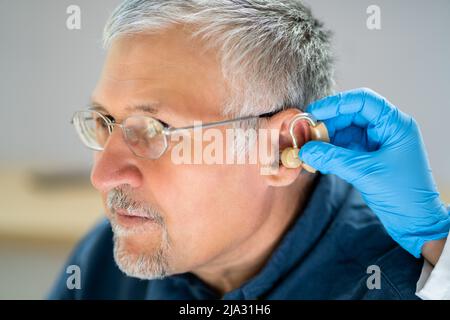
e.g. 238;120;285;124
299;88;450;258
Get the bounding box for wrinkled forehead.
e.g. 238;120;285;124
92;27;229;123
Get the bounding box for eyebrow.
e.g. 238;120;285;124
89;101;159;115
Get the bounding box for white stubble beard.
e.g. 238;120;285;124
107;186;172;280
111;222;171;280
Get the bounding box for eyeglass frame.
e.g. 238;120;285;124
70;108;278;160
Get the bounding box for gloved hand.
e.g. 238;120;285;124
299;88;450;258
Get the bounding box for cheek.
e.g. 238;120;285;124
147;160;270;261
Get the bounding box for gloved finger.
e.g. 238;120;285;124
306;88;386;121
306;88;411;147
299;140;370;183
322;113;369;136
332;126;377;152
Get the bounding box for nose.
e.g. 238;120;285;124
90;127;143;193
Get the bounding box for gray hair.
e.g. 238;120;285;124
103;0;334;117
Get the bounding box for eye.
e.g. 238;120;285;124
104;114;115;123
157;119;169;128
102;112;170;128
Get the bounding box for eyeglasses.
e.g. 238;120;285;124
70;109;276;160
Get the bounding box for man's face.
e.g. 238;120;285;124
90;27;277;279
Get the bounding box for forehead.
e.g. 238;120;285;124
92;26;228;121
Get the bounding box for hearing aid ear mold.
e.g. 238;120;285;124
280;113;329;173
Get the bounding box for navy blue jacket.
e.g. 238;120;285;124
49;174;423;299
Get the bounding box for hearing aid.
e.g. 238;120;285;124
280;113;330;173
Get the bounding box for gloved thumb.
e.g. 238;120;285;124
299;141;365;183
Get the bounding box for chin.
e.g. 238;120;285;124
111;219;173;280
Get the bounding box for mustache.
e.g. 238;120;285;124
106;185;164;226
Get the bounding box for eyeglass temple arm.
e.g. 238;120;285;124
164;111;277;135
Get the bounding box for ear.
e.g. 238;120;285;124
260;108;313;187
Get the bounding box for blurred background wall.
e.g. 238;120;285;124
0;0;449;299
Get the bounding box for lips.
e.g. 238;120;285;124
113;208;156;229
115;208;150;218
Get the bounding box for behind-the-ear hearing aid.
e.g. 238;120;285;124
280;113;330;173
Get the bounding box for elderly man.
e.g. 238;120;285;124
50;0;450;299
